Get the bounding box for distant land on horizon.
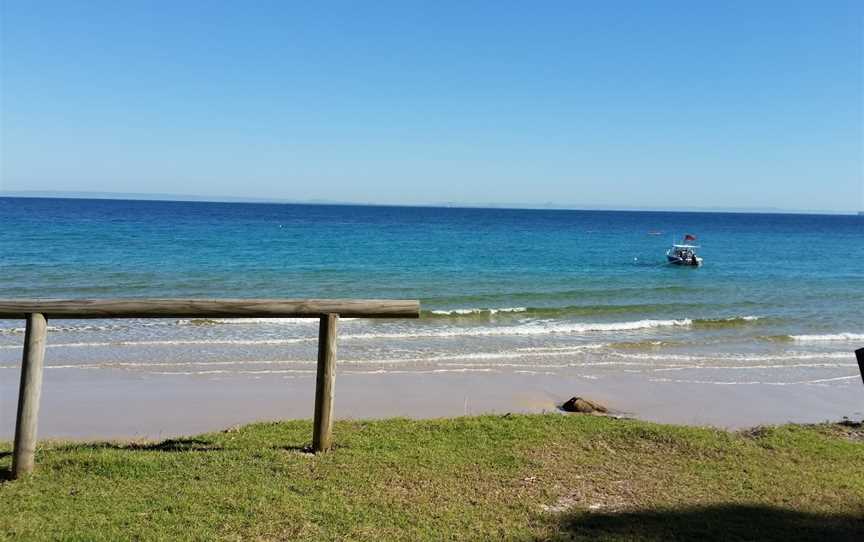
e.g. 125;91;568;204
0;190;860;216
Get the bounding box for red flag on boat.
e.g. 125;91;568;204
684;234;697;241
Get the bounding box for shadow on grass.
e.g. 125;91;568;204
547;504;864;541
60;438;223;453
274;444;315;454
272;443;351;454
0;451;11;483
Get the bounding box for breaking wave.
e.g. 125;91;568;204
790;333;864;342
426;307;528;317
344;319;693;340
421;304;762;321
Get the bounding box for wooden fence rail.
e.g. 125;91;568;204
0;298;419;319
2;298;420;479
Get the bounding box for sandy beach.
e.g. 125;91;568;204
3;364;861;440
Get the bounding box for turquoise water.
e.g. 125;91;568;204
1;197;862;389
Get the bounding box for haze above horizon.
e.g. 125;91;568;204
1;1;862;212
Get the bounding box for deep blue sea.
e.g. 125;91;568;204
1;197;862;393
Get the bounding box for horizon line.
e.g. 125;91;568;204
0;190;859;216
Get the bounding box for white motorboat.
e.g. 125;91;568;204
666;235;703;266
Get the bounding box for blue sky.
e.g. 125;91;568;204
1;1;862;211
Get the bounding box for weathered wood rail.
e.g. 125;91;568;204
1;299;420;479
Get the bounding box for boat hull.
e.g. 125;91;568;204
667;255;702;266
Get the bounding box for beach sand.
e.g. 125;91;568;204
2;366;861;440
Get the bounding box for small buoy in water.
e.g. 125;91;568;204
633;257;638;262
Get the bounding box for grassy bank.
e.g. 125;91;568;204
1;414;862;541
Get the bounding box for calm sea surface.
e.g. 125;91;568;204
1;197;863;392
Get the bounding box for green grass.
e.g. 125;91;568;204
1;415;862;541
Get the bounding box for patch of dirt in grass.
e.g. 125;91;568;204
739;426;772;439
540;487;631;514
741;421;864;443
833;420;864;442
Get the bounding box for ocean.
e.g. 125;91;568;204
1;197;863;434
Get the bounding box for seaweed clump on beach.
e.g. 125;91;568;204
561;396;609;414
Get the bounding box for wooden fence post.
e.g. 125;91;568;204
12;313;48;479
312;314;338;452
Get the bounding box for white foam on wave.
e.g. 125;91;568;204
515;344;608;352
649;375;860;386
409;344;605;362
35;359;317;370
790;333;864;342
0;338;315;349
22;346;609;371
693;315;762;324
0;323;130;335
0;319;213;335
344;319;692;340
0;319;693;349
438;360;652;368
177;317;322;326
0;340;605;353
652;362;856;372
147;369;313;376
429;307;528;316
344;368;497;375
0;317;327;336
14;357;651;372
611;351;853;362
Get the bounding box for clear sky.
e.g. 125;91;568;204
1;1;862;212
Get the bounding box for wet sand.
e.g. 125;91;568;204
2;366;861;440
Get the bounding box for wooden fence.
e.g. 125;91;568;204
0;299;420;479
